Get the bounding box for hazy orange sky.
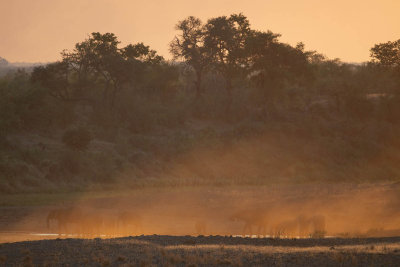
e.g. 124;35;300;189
0;0;399;63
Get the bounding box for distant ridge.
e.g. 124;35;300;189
0;57;47;77
0;57;47;69
0;56;9;66
8;61;46;68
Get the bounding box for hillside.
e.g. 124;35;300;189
1;29;400;194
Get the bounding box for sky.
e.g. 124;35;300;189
0;0;399;63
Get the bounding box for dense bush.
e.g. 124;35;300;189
1;20;400;193
62;127;92;151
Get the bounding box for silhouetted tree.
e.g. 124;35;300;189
247;31;312;109
204;13;251;111
62;32;122;108
170;16;209;100
47;33;164;109
31;61;74;101
62;33;162;108
122;42;163;64
371;39;400;91
370;40;400;121
370;39;400;67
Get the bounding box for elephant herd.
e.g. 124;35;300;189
47;206;326;238
46;207;142;237
229;209;326;238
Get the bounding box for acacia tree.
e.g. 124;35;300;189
31;61;73;101
370;39;400;67
62;32;124;109
370;39;400;121
247;31;312;106
123;42;163;64
371;40;400;90
108;42;163;107
203;13;252;111
33;33;163;109
170;16;209;100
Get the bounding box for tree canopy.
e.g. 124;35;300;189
170;16;209;99
203;13;252;110
32;32;164;109
370;39;400;67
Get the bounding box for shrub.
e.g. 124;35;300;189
62;127;92;151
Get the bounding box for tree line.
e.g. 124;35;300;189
1;13;400;191
1;13;400;138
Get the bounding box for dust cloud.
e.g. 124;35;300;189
3;132;400;241
4;183;400;240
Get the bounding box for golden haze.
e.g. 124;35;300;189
0;0;399;62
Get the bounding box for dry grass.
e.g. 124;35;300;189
1;236;400;266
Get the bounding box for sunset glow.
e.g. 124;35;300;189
1;0;399;62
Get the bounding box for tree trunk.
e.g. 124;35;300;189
225;78;233;115
102;80;111;108
195;71;202;100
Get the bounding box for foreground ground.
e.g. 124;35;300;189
1;235;400;266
